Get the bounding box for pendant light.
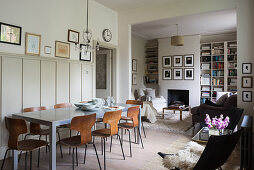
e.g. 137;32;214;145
171;24;184;46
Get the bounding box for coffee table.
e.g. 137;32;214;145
162;105;191;120
192;127;233;143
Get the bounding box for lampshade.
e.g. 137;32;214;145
171;35;184;46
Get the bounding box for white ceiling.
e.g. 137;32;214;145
94;0;183;12
132;9;237;40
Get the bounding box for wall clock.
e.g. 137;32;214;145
102;29;112;42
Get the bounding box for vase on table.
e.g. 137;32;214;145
208;128;220;136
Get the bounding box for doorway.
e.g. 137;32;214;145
96;47;113;98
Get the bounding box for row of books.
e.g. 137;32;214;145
213;56;224;61
213;62;224;69
227;49;237;55
212;79;224;86
212;70;224;76
229;69;237;76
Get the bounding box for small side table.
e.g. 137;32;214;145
162;106;191;120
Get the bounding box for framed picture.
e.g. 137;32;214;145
132;59;137;71
80;44;91;61
242;76;253;88
0;22;22;45
242;63;252;74
163;69;172;80
132;73;137;85
242;91;252;102
25;33;41;56
55;41;70;59
173;55;183;67
184;68;194;80
184;54;194;67
173;68;183;80
163;56;171;67
44;46;51;54
68;29;79;44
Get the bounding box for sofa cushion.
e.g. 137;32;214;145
205;100;222;107
134;89;145;100
145;88;156;99
216;94;228;105
223;95;237;108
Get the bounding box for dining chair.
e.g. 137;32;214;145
59;113;101;170
1;117;48;170
92;110;125;170
23;106;63;159
123;100;146;138
118;106;144;157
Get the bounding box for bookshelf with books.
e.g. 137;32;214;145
200;40;237;103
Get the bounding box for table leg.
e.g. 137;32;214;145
180;110;182;121
173;110;175;114
162;108;165;119
49;123;56;170
12;150;18;170
137;106;141;144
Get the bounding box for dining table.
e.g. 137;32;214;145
12;103;141;170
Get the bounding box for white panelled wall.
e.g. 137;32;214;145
0;53;94;159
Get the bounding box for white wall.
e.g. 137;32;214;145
0;0;118;59
131;34;146;98
159;35;201;107
201;32;237;43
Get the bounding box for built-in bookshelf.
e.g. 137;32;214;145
200;40;237;104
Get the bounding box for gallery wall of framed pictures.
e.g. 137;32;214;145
162;54;194;80
241;63;253;102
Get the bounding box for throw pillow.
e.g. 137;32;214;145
205;100;222;107
145;88;156;99
216;93;228;105
223;95;237;108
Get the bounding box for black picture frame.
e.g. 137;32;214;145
0;22;22;45
173;55;183;67
242;63;252;74
184;54;194;67
68;29;79;44
184;68;194;80
80;44;91;61
163;69;172;80
173;68;183;80
242;91;252;102
162;56;172;67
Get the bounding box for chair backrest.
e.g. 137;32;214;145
103;110;122;135
23;106;47;133
127;106;140;127
5;117;27;150
194;129;243;170
70;113;96;145
54;103;72;109
126;100;143;108
227;107;244;130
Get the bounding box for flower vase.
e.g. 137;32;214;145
208;128;220;136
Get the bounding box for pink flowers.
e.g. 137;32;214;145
205;114;230;130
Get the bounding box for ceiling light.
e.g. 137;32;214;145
171;24;184;46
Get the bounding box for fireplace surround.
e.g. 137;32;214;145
168;89;189;106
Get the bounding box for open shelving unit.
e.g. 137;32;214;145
200;40;237;104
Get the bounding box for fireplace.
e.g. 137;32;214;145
168;89;189;106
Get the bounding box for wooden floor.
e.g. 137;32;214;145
0;125;197;170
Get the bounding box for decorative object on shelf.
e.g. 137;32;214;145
173;68;183;80
44;46;51;54
184;68;194;80
242;91;252;102
184;54;194;67
171;24;184;46
25;32;41;56
68;29;79;44
162;56;171;67
80;44;91;61
242;76;253;88
132;73;137;85
0;22;22;45
173;55;183;67
132;59;137;71
75;0;99;54
102;29;112;42
163;69;172;80
205;114;230;136
242;63;252;74
55;41;70;59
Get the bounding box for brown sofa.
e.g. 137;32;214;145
191;95;243;130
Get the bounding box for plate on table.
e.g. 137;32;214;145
74;103;86;108
81;106;101;111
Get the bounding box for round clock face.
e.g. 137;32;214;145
102;29;112;42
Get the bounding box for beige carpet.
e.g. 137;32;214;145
142;110;192;134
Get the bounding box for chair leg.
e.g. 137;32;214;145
121;128;124;143
109;136;113;152
134;128;137;143
103;138;106;170
69;130;72;155
83;145;87;164
128;130;132;157
141;121;146;138
75;147;78;166
138;127;144;149
117;134;125;160
57;131;63;158
25;152;28;170
93;143;101;170
101;138;103;155
37;148;40;167
45;135;48;153
72;148;75;170
30;151;32;170
1;148;10;170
